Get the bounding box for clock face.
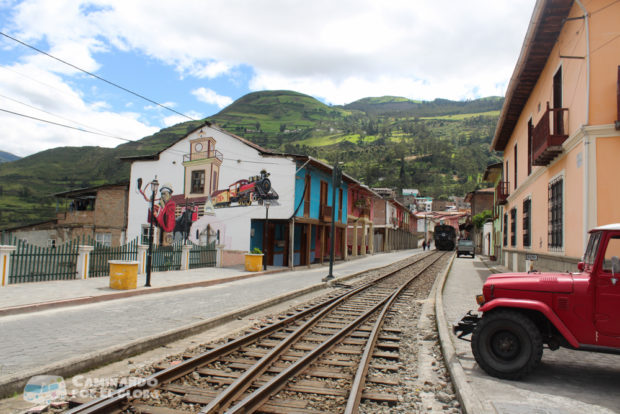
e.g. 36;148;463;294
195;143;203;152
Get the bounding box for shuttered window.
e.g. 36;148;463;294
548;177;563;249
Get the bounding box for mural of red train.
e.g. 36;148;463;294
211;169;279;208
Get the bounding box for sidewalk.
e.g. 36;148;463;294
0;250;416;316
440;255;620;414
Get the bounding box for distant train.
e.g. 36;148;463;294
211;170;279;207
434;224;456;251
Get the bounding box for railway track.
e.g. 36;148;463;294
66;251;451;414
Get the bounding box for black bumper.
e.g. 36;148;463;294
453;311;481;340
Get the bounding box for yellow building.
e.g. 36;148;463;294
492;0;620;271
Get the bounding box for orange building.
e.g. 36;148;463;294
491;0;620;271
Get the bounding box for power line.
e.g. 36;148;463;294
0;31;196;122
0;107;134;141
0;93;134;141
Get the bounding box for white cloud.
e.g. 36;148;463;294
0;63;158;157
192;87;233;109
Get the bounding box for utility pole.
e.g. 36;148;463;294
324;163;342;282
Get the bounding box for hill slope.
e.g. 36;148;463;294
0;151;20;163
0;90;501;229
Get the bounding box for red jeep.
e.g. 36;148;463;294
454;224;620;379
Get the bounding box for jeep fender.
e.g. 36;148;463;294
479;298;579;348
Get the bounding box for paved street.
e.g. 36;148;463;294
0;250;417;378
444;256;620;414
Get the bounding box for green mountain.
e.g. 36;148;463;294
0;90;502;229
0;151;20;163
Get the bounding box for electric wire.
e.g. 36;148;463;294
0;31;195;121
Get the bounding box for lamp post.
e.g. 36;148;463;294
146;176;159;287
263;200;271;270
324;163;342;282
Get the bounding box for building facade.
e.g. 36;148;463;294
491;0;620;271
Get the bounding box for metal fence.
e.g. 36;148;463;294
7;236;79;284
188;241;217;269
89;237;139;277
152;241;183;272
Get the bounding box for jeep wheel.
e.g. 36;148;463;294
471;310;542;380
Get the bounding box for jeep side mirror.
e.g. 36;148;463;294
577;262;585;272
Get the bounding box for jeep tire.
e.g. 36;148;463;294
471;310;543;380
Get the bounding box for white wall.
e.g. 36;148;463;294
126;125;297;251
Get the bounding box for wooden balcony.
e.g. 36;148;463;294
532;103;568;166
321;205;333;222
495;181;509;205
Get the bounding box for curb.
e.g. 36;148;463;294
434;254;491;414
0;263;379;399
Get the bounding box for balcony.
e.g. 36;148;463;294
183;150;223;163
532;103;568;166
495;181;509;205
321;205;333;222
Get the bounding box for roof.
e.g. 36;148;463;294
483;162;503;182
120;121;279;162
591;223;620;232
53;182;129;198
491;0;574;151
464;187;494;203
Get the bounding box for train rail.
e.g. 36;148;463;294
66;251;450;414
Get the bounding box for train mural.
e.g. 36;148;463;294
211;169;279;208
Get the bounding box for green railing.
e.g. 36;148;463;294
89;237;139;277
152;241;183;271
8;236;79;284
188;241;217;269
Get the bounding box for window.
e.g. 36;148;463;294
503;213;508;247
191;170;205;194
95;232;112;247
548;177;563;249
602;236;620;272
514;144;518;189
527;119;533;176
211;171;218;193
510;208;517;247
523;198;531;247
141;225;152;245
584;232;602;266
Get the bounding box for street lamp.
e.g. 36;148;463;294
146;176;159;287
263;200;271;270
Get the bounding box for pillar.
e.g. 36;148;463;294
343;225;349;261
361;220;367;256
0;245;17;287
352;221;358;257
369;222;374;254
288;219;295;269
181;244;192;270
137;244;148;274
216;244;225;268
77;245;94;280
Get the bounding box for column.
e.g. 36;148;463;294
352;221;358;257
181;244;192;270
369;223;374;254
137;244;148;274
216;244;225;268
0;245;17;287
361;221;367;256
288;220;295;269
343;226;349;261
77;245;94;280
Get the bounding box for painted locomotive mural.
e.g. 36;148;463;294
211;169;279;208
434;224;457;251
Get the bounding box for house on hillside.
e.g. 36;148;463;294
6;183;129;247
491;0;620;271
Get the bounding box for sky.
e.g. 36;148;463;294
0;0;537;158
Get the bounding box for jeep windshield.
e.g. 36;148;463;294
458;240;473;246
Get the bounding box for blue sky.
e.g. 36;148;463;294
0;0;536;157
